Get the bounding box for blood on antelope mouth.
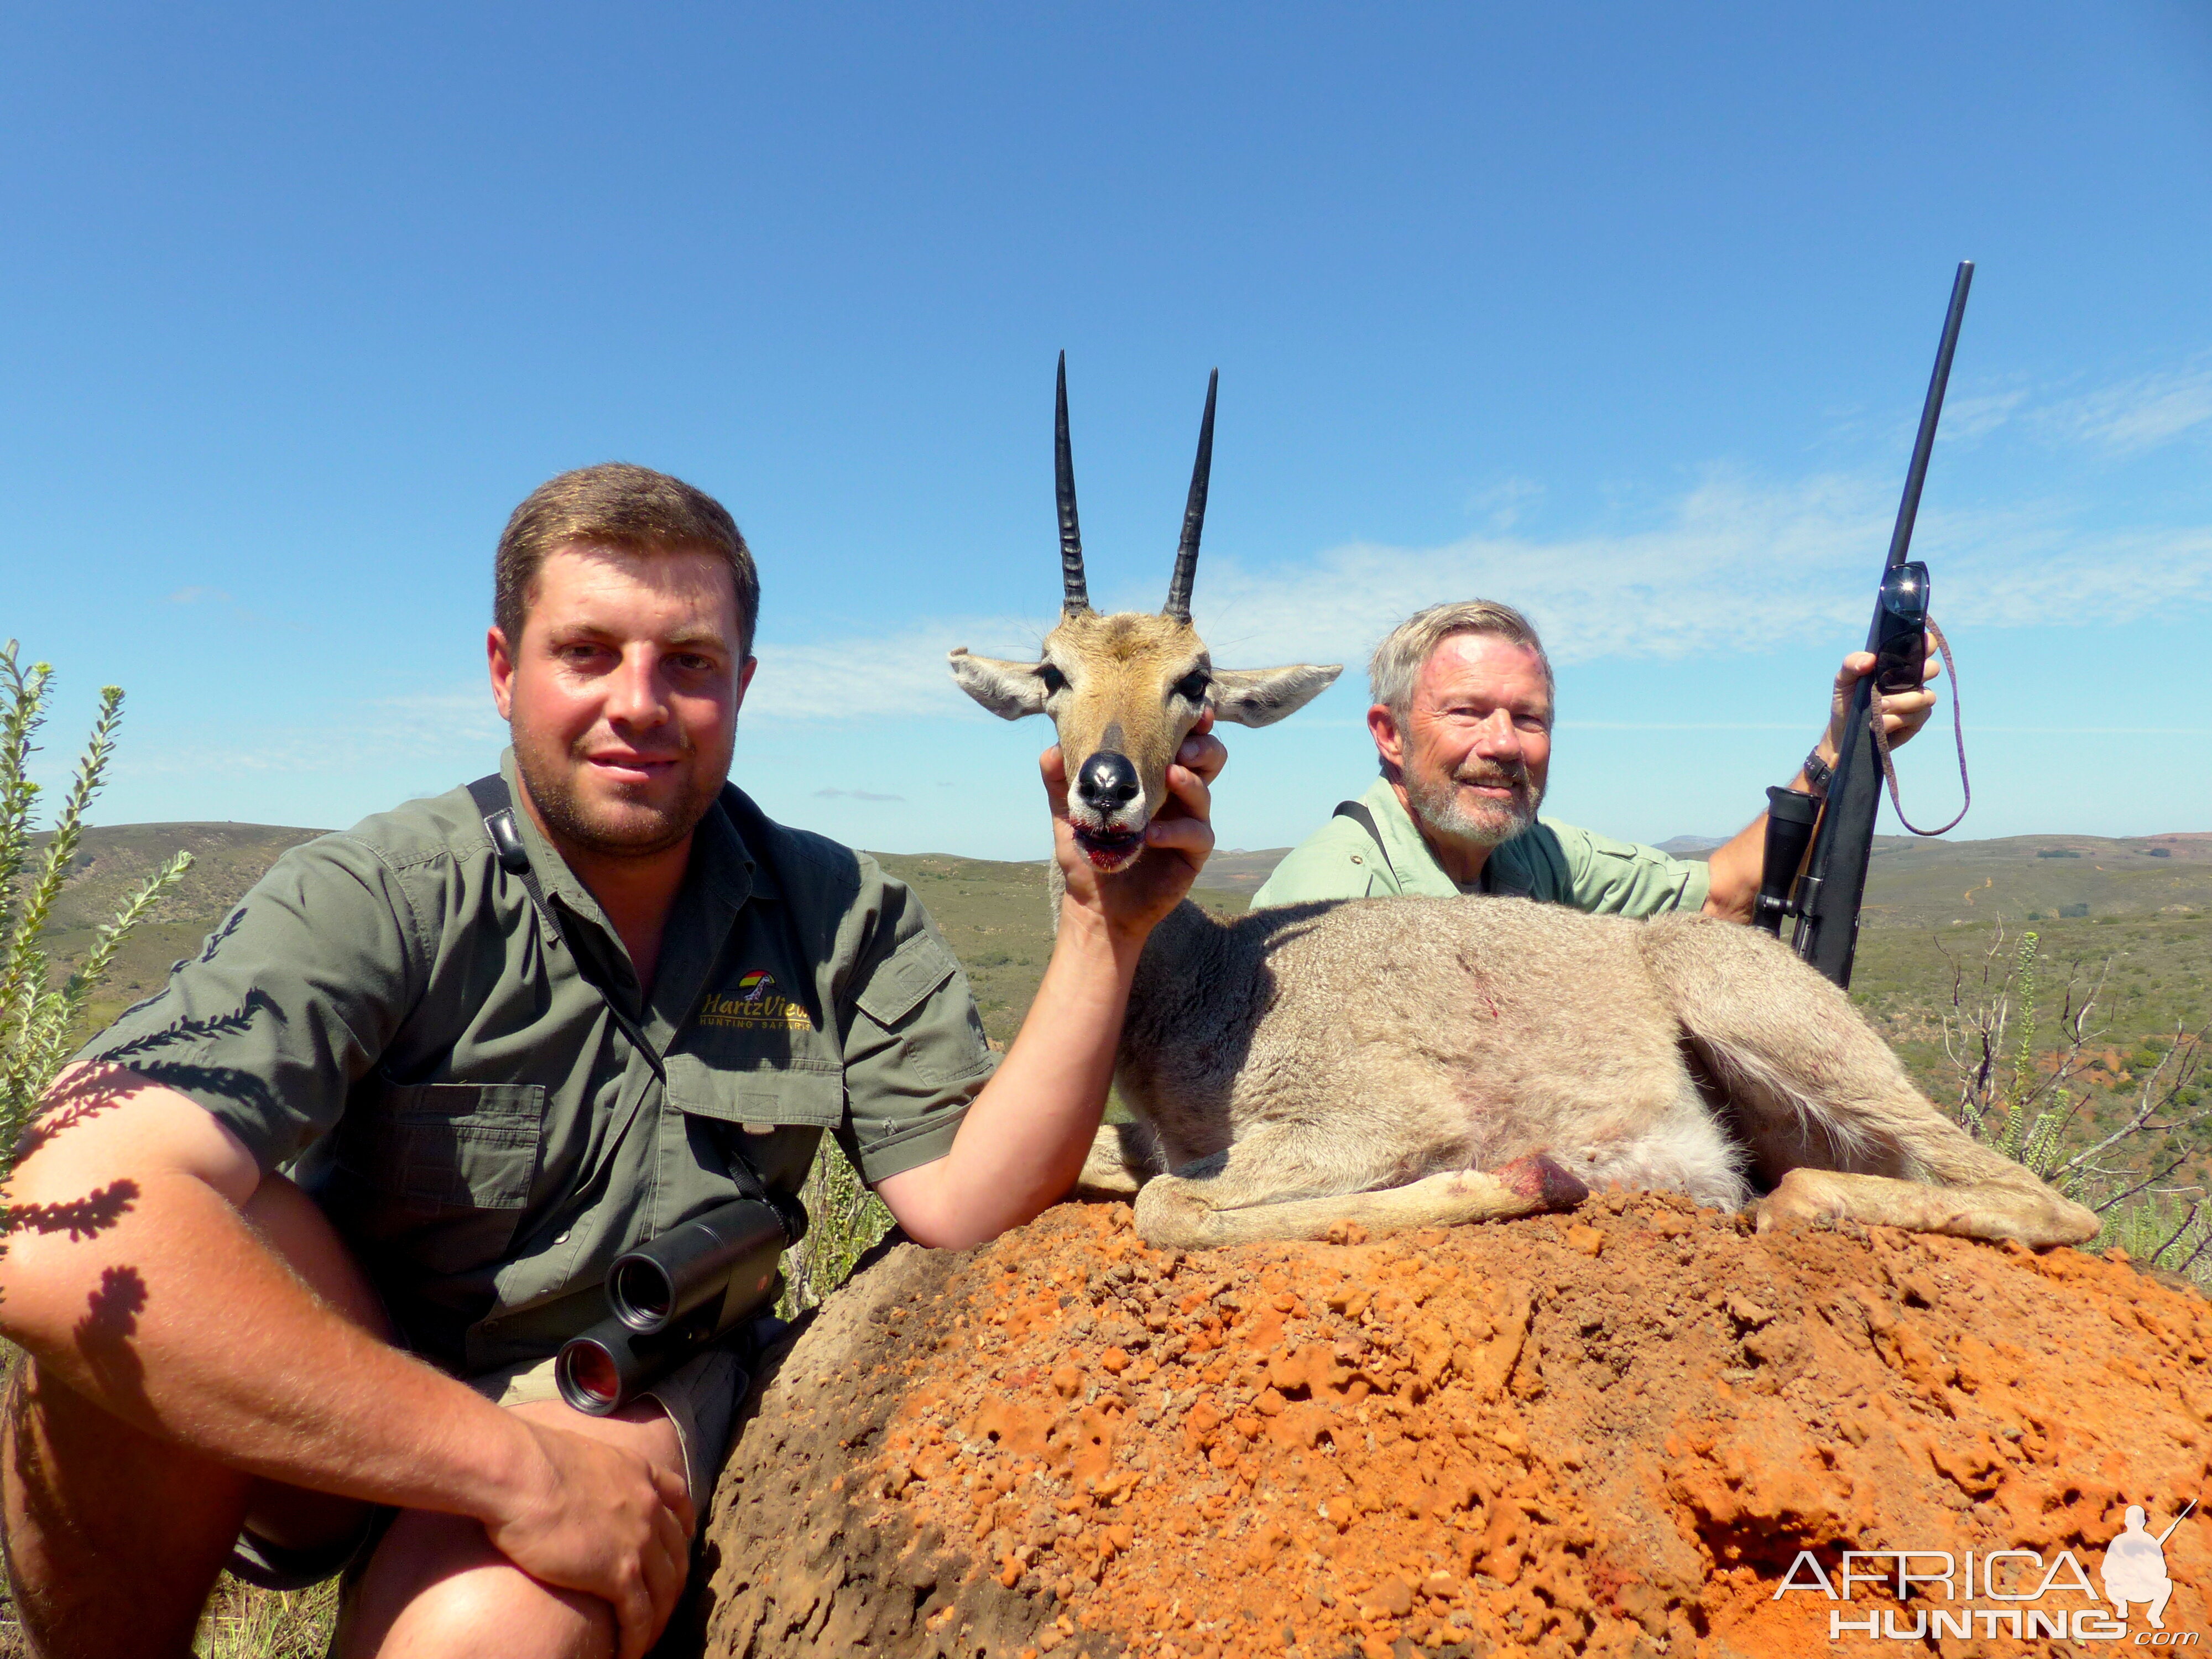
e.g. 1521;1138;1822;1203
1072;824;1145;868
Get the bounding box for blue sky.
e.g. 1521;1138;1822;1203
5;4;2209;860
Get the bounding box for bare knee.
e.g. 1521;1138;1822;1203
341;1510;617;1659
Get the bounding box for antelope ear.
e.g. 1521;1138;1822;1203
1208;664;1342;728
948;647;1051;720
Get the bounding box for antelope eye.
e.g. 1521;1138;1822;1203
1173;672;1211;702
1038;664;1066;695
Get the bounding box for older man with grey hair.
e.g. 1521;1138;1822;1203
1251;599;1938;919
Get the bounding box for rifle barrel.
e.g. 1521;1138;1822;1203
1792;262;1974;987
1881;262;1974;588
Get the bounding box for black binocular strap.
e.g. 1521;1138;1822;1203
465;774;771;1206
1332;800;1400;888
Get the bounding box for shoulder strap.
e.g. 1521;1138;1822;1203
1331;800;1400;888
468;774;774;1203
467;773;665;1085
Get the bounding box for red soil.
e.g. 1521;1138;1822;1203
697;1193;2211;1658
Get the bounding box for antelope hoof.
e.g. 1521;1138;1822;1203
1491;1152;1589;1214
1755;1168;1844;1234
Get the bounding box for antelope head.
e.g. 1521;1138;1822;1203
950;357;1341;873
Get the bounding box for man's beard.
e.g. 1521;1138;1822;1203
1404;757;1542;852
515;739;724;862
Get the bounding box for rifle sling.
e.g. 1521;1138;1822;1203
1868;618;1970;838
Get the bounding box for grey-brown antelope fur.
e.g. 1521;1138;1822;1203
950;358;2100;1255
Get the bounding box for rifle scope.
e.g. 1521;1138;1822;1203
556;1192;806;1416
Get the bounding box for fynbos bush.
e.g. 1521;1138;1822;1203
2;640;191;1180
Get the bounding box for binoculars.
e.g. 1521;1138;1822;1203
555;1192;807;1416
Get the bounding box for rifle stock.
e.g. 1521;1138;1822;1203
1787;261;1974;987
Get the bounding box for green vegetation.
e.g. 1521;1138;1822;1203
778;1137;896;1318
1858;912;2210;1286
0;646;326;1657
2;642;193;1161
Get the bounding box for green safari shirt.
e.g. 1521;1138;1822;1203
1249;775;1711;916
75;752;992;1374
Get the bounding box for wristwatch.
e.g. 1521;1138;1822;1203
1802;747;1835;800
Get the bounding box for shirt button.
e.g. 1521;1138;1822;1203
554;1230;571;1244
1350;854;1364;865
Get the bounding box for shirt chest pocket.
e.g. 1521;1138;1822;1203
345;1082;549;1210
664;1051;843;1133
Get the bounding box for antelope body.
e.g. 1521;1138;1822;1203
951;360;2100;1254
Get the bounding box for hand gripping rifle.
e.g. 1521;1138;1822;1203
1753;262;1975;987
556;1191;807;1416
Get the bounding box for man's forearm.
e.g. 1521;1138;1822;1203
0;1087;547;1525
877;905;1138;1248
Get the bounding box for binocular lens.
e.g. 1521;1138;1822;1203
611;1259;675;1328
557;1339;623;1411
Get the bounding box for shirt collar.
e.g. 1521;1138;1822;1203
1361;774;1536;899
493;748;766;927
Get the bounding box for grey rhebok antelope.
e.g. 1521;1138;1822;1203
949;359;2099;1254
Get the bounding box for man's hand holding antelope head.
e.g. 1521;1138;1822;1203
951;356;1340;933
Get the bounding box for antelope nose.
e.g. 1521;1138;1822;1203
1075;751;1141;812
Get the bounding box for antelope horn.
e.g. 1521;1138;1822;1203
1056;352;1089;614
1164;368;1217;622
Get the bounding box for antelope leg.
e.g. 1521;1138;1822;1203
1755;1168;2099;1248
1134;1153;1589;1251
1071;1120;1163;1199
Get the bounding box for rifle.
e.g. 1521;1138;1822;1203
556;1191;806;1416
1753;262;1974;987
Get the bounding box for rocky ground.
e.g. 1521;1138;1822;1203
680;1194;2210;1659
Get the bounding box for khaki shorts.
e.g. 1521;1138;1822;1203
226;1340;749;1593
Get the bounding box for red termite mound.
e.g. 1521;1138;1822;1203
680;1193;2210;1658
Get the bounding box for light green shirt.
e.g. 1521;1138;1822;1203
1250;775;1712;917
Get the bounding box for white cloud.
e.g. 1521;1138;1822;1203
1468;477;1545;530
115;463;2212;768
1936;386;2029;442
747;615;1044;723
135;686;505;775
711;468;2212;718
2040;361;2212;453
1193;470;2212;672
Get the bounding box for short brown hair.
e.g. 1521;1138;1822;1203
1368;599;1554;723
494;463;760;660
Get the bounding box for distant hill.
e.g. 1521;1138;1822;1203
27;821;2210;1060
1189;847;1293;894
25;822;327;1030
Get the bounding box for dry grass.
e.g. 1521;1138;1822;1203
0;1572;337;1658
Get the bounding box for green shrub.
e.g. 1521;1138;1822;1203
2098;1193;2210;1289
2;641;191;1174
777;1136;896;1316
1;643;201;1649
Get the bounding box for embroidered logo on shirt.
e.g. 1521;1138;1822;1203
700;971;811;1030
